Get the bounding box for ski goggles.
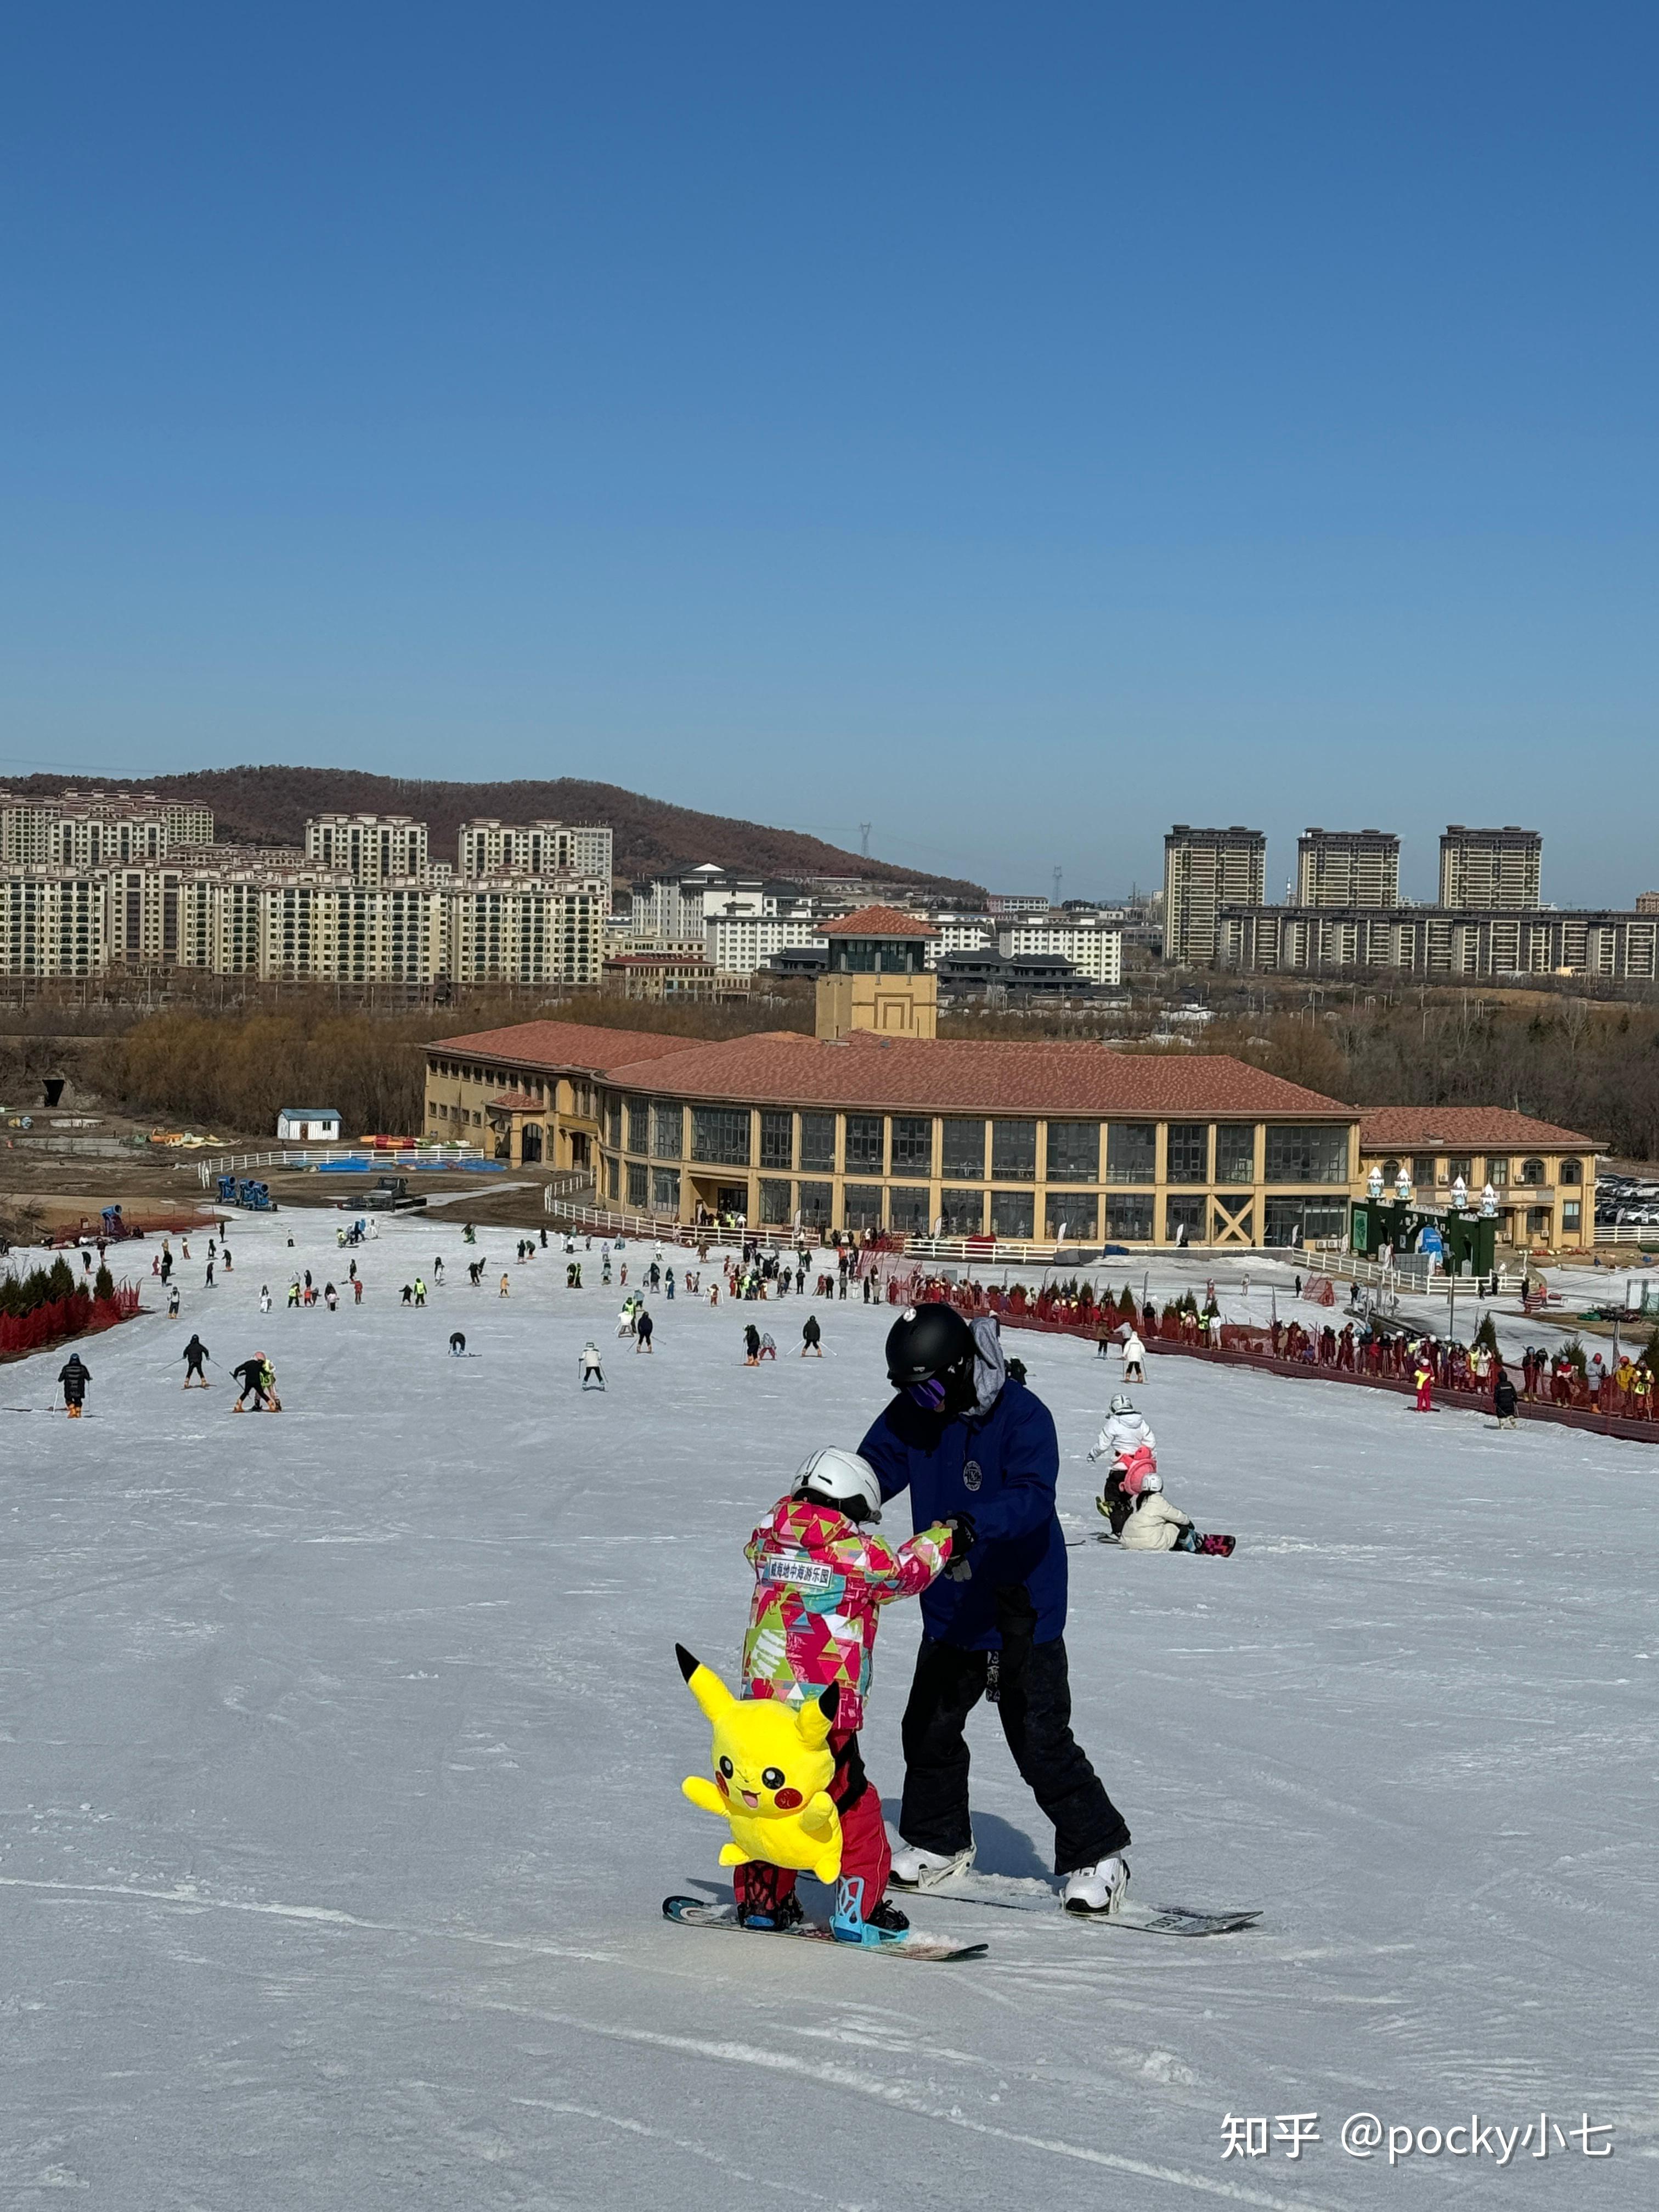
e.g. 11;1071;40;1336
905;1377;949;1410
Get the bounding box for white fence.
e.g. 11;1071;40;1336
196;1144;481;1185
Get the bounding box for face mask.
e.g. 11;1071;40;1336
907;1378;948;1411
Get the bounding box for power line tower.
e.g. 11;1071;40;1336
859;822;872;860
1052;864;1063;909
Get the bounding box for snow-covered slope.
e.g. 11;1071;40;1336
3;1212;1654;2207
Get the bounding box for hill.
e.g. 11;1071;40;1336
9;765;984;897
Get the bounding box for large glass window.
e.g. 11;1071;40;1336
939;1187;984;1234
1045;1120;1099;1182
990;1189;1035;1238
1264;1126;1351;1184
758;1177;792;1226
1104;1194;1154;1240
652;1101;682;1158
798;1180;833;1228
843;1184;884;1231
627;1161;648;1207
941;1119;986;1178
606;1154;620;1200
845;1115;885;1171
1046;1193;1097;1239
1212;1199;1252;1243
1166;1122;1209;1184
1166;1194;1205;1241
1411;1154;1437;1190
1446;1155;1472;1187
652;1167;680;1213
1263;1197;1349;1245
991;1120;1037;1181
1485;1155;1510;1188
889;1185;932;1233
1215;1122;1256;1183
1106;1123;1156;1183
891;1115;932;1176
1560;1159;1582;1186
800;1113;836;1172
759;1110;793;1170
1520;1157;1546;1187
626;1097;650;1154
605;1097;622;1148
691;1106;751;1165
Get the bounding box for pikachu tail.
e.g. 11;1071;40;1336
675;1642;735;1723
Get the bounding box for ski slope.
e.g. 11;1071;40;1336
3;1210;1655;2209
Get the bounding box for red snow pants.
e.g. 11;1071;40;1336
732;1730;891;1919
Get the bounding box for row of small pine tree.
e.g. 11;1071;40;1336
0;1255;117;1316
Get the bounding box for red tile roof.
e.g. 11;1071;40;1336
601;1033;1352;1118
429;1020;702;1074
1357;1107;1600;1151
488;1092;544;1113
815;905;937;938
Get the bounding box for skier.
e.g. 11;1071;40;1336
413;1277;427;1306
449;1331;466;1355
204;1255;215;1288
858;1304;1133;1916
1086;1395;1156;1491
167;1285;181;1319
1097;1462;1234;1553
58;1352;91;1417
232;1354;267;1412
802;1314;822;1358
743;1322;761;1366
180;1334;211;1388
259;1355;283;1412
324;1283;338;1311
636;1308;654;1353
259;1285;272;1315
1413;1349;1434;1412
1493;1365;1519;1428
1120;1327;1147;1384
499;1273;510;1298
353;1278;363;1304
735;1446;962;1943
579;1341;605;1390
758;1331;777;1362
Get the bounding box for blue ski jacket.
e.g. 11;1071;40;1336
857;1377;1068;1651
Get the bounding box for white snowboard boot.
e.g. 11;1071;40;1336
1062;1855;1129;1916
888;1839;975;1891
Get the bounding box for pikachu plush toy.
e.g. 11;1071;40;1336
675;1644;843;1883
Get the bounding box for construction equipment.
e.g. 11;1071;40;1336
216;1175;277;1211
362;1175;426;1214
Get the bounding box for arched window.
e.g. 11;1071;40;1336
1560;1158;1582;1186
1520;1157;1545;1187
1383;1158;1400;1181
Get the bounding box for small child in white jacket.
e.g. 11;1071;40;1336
1097;1462;1234;1556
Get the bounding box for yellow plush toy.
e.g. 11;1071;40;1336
675;1644;843;1884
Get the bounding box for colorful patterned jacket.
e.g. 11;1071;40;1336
740;1496;953;1731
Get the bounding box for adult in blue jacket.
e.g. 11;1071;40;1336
857;1303;1132;1913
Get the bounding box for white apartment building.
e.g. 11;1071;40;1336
0;869;108;977
0;791;215;867
996;919;1124;985
456;818;613;882
449;877;607;986
704;913;818;975
923;915;995;969
304;812;431;884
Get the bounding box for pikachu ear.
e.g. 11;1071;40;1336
797;1683;837;1747
676;1643;735;1722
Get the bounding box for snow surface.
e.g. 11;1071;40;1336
4;1212;1656;2209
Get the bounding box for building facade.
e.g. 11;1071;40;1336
1218;903;1659;982
1356;1109;1596;1253
1438;826;1542;910
1296;828;1401;909
1163;826;1267;963
304;813;431;884
996;919;1124;984
456;819;613;882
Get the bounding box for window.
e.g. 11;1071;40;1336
627;1161;648;1207
1525;1205;1552;1237
692;1107;751;1165
845;1115;885;1171
1166;1122;1209;1184
1560;1159;1582;1186
991;1120;1037;1181
605;1097;622;1148
941;1119;986;1178
1106;1122;1156;1183
1446;1156;1472;1187
800;1113;836;1172
1263;1197;1350;1246
758;1177;792;1226
652;1101;682;1158
891;1115;932;1175
1520;1157;1546;1188
1045;1121;1099;1182
843;1184;884;1231
1166;1195;1206;1241
1410;1154;1437;1190
889;1185;932;1233
1104;1194;1154;1240
1263;1126;1351;1184
1562;1199;1581;1230
652;1167;680;1213
939;1187;984;1234
1382;1156;1401;1182
1214;1123;1257;1184
1046;1193;1097;1240
798;1180;833;1227
1485;1155;1509;1188
627;1097;650;1153
605;1154;620;1200
990;1190;1034;1238
758;1110;793;1170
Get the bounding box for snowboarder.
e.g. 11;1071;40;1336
58;1352;91;1417
579;1341;605;1390
232;1355;267;1411
802;1314;822;1358
181;1335;211;1388
449;1331;466;1355
859;1304;1133;1916
733;1446;961;1943
1097;1462;1233;1553
636;1308;654;1353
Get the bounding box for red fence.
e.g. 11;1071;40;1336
0;1284;142;1359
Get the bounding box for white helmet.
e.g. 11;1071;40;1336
1109;1393;1135;1416
793;1447;882;1523
1138;1468;1163;1494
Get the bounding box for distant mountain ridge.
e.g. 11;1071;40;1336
7;765;983;898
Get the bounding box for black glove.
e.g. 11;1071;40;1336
941;1512;976;1578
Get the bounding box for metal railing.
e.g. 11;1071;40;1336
196;1143;482;1185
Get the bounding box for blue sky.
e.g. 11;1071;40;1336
2;2;1654;901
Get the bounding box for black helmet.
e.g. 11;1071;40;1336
885;1302;976;1403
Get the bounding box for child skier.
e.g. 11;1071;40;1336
579;1341;605;1390
1086;1393;1156;1489
58;1352;91;1417
1096;1460;1234;1555
180;1334;211;1388
737;1447;963;1943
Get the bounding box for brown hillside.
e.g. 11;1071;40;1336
10;765;984;898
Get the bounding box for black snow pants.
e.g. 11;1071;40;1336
898;1610;1130;1877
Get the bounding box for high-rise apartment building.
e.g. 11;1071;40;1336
1163;826;1266;963
457;819;613;883
1296;828;1401;909
1438;826;1542;911
304;813;431;884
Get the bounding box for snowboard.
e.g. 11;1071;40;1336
893;1871;1260;1936
662;1894;988;1962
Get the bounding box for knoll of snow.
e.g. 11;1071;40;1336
3;1212;1655;2208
